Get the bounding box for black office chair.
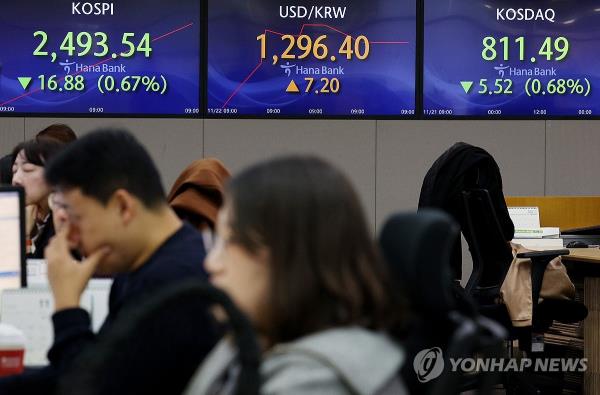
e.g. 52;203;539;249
419;143;588;393
462;189;588;342
462;189;588;394
419;142;515;281
58;280;261;395
379;209;506;395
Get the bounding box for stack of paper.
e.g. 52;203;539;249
513;238;565;250
508;206;563;250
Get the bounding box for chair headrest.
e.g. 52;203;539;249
379;209;459;315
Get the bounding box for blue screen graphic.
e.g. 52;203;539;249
207;0;416;117
0;0;200;116
424;0;600;117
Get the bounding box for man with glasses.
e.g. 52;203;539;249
0;130;218;394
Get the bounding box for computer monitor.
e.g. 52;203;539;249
0;186;26;289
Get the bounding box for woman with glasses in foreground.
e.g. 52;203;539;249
185;156;407;395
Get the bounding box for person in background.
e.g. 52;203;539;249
36;123;77;143
0;124;76;185
38;125;78;238
11;136;69;258
185;156;407;395
168;158;230;251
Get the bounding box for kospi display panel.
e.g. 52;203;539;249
424;1;599;118
0;1;201;116
207;0;416;117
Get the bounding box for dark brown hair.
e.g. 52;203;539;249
36;124;77;143
45;129;166;208
226;155;403;344
11;136;67;168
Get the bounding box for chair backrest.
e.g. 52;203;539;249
59;281;260;395
418;142;514;280
379;209;504;394
379;210;506;395
379;209;457;316
380;210;456;394
462;189;514;297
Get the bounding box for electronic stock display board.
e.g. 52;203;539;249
0;0;201;116
207;0;416;117
4;1;595;119
424;0;600;117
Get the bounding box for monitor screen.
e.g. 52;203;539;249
0;187;25;290
424;0;600;118
207;0;416;117
0;0;201;116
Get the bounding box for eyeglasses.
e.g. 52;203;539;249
48;193;69;212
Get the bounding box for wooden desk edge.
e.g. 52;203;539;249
563;248;600;264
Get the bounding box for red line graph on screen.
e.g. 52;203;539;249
221;23;409;108
0;22;195;107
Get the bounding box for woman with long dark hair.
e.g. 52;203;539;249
185;155;406;394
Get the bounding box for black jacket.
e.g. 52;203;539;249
418;142;514;279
